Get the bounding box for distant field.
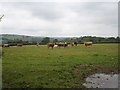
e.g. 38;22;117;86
2;44;118;88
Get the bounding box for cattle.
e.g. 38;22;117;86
2;44;10;47
67;42;71;46
74;42;77;46
54;45;58;47
71;43;74;46
17;44;23;47
47;43;54;49
55;42;68;48
71;42;77;46
84;42;92;47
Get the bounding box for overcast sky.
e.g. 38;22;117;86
0;2;118;37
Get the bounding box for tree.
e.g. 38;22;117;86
116;36;119;40
0;15;4;22
116;36;120;43
41;37;50;44
53;39;58;43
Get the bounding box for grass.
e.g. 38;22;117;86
2;44;119;88
0;59;1;90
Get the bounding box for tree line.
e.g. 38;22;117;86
1;36;120;45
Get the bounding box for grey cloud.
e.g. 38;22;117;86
0;2;118;37
68;2;117;25
2;2;67;20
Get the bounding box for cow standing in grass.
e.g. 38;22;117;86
74;42;77;46
71;42;77;46
17;44;23;47
2;44;10;47
55;42;68;48
54;45;58;47
84;42;92;47
48;43;54;49
64;42;68;48
71;43;74;46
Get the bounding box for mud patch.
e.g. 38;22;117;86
73;64;119;88
74;64;118;76
83;73;119;88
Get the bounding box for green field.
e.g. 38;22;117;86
0;47;2;89
2;44;119;88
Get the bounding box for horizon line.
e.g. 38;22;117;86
0;33;119;38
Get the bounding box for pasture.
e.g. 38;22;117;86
2;44;118;88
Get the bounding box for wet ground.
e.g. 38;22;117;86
83;73;119;88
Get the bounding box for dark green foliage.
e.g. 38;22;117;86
53;39;58;43
41;37;50;44
1;34;120;45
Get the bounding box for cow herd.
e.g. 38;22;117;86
0;42;93;48
47;41;93;49
1;44;23;48
48;42;69;49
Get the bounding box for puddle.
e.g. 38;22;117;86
83;73;119;88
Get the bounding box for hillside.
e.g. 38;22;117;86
1;34;43;41
0;34;44;44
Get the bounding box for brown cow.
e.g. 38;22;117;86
17;44;23;47
47;43;54;49
84;42;92;47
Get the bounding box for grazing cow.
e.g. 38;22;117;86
71;42;77;46
74;42;77;46
67;42;71;46
54;45;58;47
84;42;92;47
48;43;54;49
55;42;68;48
64;42;68;47
71;43;74;46
3;44;10;47
64;43;68;48
17;44;23;47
